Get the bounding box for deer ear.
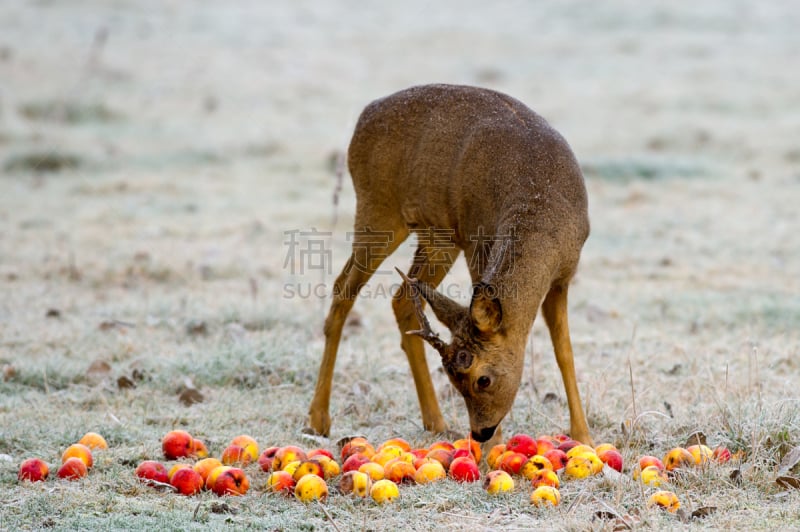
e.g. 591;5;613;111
470;283;502;333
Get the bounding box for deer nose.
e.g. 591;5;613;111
471;425;498;443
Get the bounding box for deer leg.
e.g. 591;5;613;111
541;284;593;445
307;229;404;436
392;245;459;433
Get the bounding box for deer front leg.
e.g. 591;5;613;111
391;246;459;434
542;284;593;446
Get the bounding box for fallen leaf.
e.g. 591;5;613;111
185;320;208;336
45;308;61;318
684;431;707;448
777;446;800;476
776;476;800;490
209;501;236;514
117;376;135;389
542;392;559;404
87;360;112;377
691;506;718;519
178;388;204;406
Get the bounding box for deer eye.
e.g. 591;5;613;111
477;375;491;389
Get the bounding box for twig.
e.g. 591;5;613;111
626;324;638;436
318;502;342;532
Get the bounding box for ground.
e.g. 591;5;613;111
1;1;799;530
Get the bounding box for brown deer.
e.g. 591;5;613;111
307;84;592;445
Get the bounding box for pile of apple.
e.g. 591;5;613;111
17;432;108;482
18;428;734;515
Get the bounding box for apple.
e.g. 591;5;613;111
498;451;528;475
168;463;192;481
506;433;538;457
565;444;595;459
210;466;250;496
162;430;194;460
193;458;223;484
521;455;554;480
341;437;375;461
449;456;480;482
425;448;454;470
273;446;307;471
312;455;340;479
687;444;713;466
229;435;259;462
565;453;601;479
428;440;455;453
18;458;49;482
135;460;169;485
191;439;209;458
170;467;204;496
383;458;416;484
292;460;325;482
372;446;404;467
414;461;446;484
529;468;560;489
57;457;88;480
78;432;108;450
265;470;296;495
648;490;681;513
638;455;665;471
258;446;280;472
338;470;372;497
485;444;507;469
358;462;385;481
713;445;732;463
453;438;481;462
62;443;93;469
535;437;556;455
483;470;514;494
294;473;328;502
557;439;580;453
221;444;250;466
377;437;411;453
369;479;399;504
530;485;561;506
307;448;334;461
543;449;568;470
638;465;668;487
594;443;617;455
663;447;694;472
342;453;371;473
597;449;624;473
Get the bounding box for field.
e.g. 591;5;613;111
2;0;799;529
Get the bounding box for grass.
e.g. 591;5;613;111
2;0;800;529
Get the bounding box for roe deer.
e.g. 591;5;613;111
307;84;592;445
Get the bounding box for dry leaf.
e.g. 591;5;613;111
776;476;800;490
2;364;16;381
209;501;237;514
185;320;208;336
777;446;800;476
178;388;204;406
45;308;61;318
684;431;707;447
691;506;718;519
117;376;135;389
87;360;112;376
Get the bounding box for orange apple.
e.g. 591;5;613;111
594;443;617;455
428;440;456;453
414;460;446;484
377;437;411;453
521;455;554;480
230;435;259;462
193;458;223;484
358;461;385;481
341;438;375;461
210;466;249;496
78;432;108;451
425;448;454;470
62;443;93;469
529;468;560;489
312;455;340;479
221;444;250;466
663;447;694;472
648;490;681;512
453;438;481;462
57;457;88;480
170;467;204;496
687;444;713;466
639;455;665;470
535;437;556;455
383;458;416;484
273;446;307;471
498;451;528;475
135;460;169;485
162;430;194;460
308;448;334;461
18;458;49;482
191;439;209;458
485;444;507;469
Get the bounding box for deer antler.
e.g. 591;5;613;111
395;267;446;353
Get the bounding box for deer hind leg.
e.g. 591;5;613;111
307;225;405;436
541;283;593;445
392;244;460;433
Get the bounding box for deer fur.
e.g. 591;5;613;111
307;84;592;445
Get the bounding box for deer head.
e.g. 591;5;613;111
395;268;523;442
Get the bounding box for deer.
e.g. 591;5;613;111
307;83;592;446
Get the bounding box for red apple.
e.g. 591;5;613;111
449;456;480;482
57;457;88;480
162;430;194;460
506;434;538;457
18;458;49;482
713;446;732;463
135;460;169;485
597;449;624;473
266;470;296;495
210;467;250;496
258;446;280;472
342;453;371;473
170;467;204;496
498;451;528;475
543;449;568;470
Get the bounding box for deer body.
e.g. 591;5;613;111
308;84;592;444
